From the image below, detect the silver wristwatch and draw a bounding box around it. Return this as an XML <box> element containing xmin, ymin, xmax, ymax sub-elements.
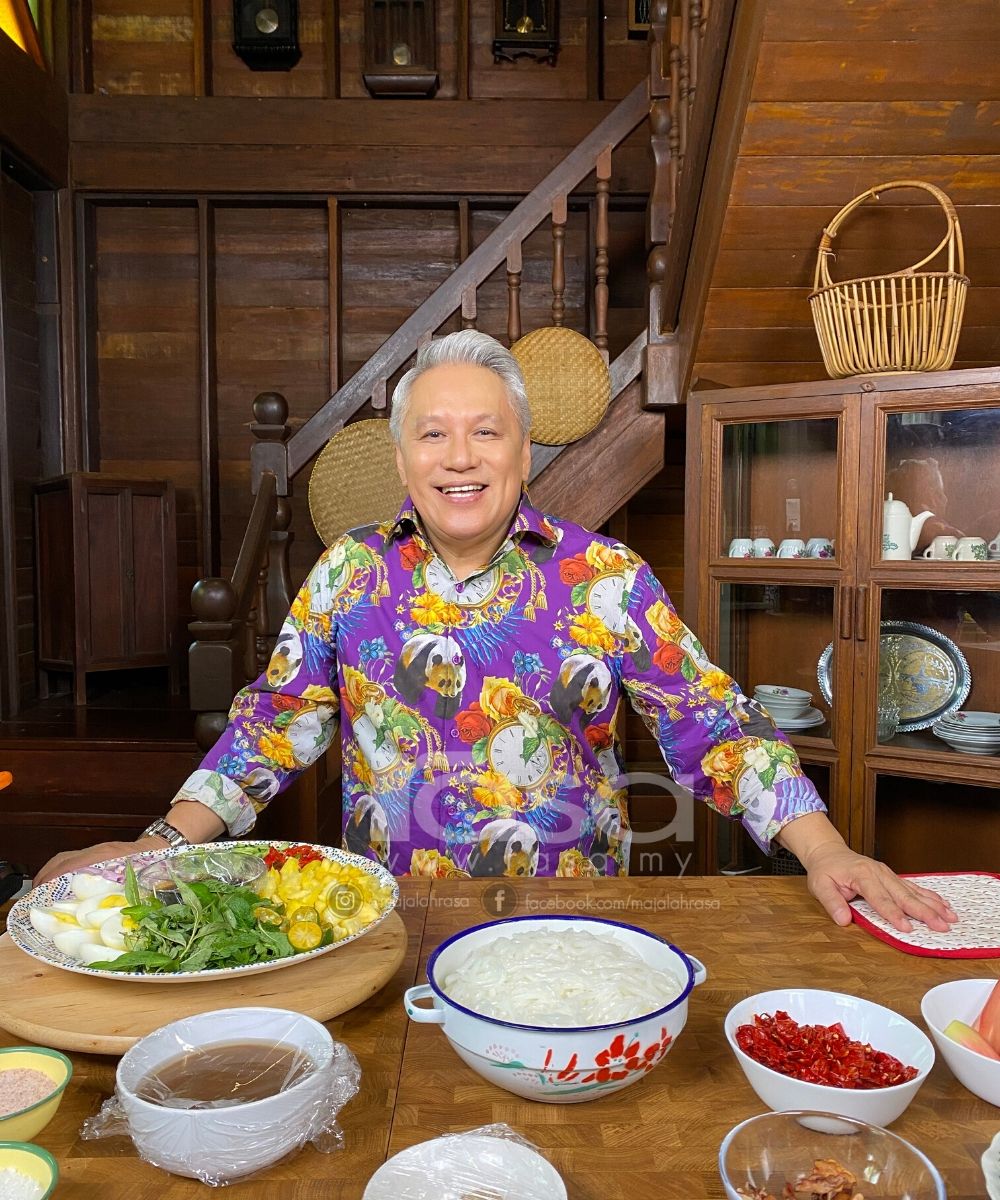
<box><xmin>140</xmin><ymin>817</ymin><xmax>190</xmax><ymax>850</ymax></box>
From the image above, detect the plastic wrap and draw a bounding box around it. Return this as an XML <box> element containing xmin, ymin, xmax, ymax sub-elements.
<box><xmin>80</xmin><ymin>1007</ymin><xmax>360</xmax><ymax>1186</ymax></box>
<box><xmin>361</xmin><ymin>1124</ymin><xmax>566</xmax><ymax>1200</ymax></box>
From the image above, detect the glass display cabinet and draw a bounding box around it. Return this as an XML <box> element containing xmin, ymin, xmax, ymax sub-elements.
<box><xmin>686</xmin><ymin>368</ymin><xmax>1000</xmax><ymax>875</ymax></box>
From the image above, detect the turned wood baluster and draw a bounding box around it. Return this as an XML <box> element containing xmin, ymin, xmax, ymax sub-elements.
<box><xmin>254</xmin><ymin>556</ymin><xmax>270</xmax><ymax>675</ymax></box>
<box><xmin>648</xmin><ymin>0</ymin><xmax>675</xmax><ymax>237</ymax></box>
<box><xmin>551</xmin><ymin>193</ymin><xmax>567</xmax><ymax>327</ymax></box>
<box><xmin>677</xmin><ymin>0</ymin><xmax>691</xmax><ymax>166</ymax></box>
<box><xmin>461</xmin><ymin>285</ymin><xmax>478</xmax><ymax>329</ymax></box>
<box><xmin>594</xmin><ymin>148</ymin><xmax>612</xmax><ymax>358</ymax></box>
<box><xmin>189</xmin><ymin>578</ymin><xmax>241</xmax><ymax>752</ymax></box>
<box><xmin>506</xmin><ymin>242</ymin><xmax>522</xmax><ymax>345</ymax></box>
<box><xmin>250</xmin><ymin>393</ymin><xmax>293</xmax><ymax>635</ymax></box>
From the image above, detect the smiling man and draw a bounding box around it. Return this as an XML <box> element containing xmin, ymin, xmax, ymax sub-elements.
<box><xmin>36</xmin><ymin>332</ymin><xmax>957</xmax><ymax>934</ymax></box>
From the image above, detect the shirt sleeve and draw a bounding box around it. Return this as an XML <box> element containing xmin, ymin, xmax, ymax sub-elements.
<box><xmin>169</xmin><ymin>541</ymin><xmax>346</xmax><ymax>836</ymax></box>
<box><xmin>619</xmin><ymin>560</ymin><xmax>826</xmax><ymax>853</ymax></box>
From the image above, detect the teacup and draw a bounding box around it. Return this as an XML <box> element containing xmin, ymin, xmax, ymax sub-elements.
<box><xmin>752</xmin><ymin>538</ymin><xmax>775</xmax><ymax>558</ymax></box>
<box><xmin>806</xmin><ymin>537</ymin><xmax>834</xmax><ymax>559</ymax></box>
<box><xmin>921</xmin><ymin>535</ymin><xmax>958</xmax><ymax>560</ymax></box>
<box><xmin>728</xmin><ymin>538</ymin><xmax>753</xmax><ymax>558</ymax></box>
<box><xmin>953</xmin><ymin>537</ymin><xmax>988</xmax><ymax>561</ymax></box>
<box><xmin>776</xmin><ymin>539</ymin><xmax>806</xmax><ymax>559</ymax></box>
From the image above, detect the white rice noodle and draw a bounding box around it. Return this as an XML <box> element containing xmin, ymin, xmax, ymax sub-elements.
<box><xmin>441</xmin><ymin>929</ymin><xmax>681</xmax><ymax>1027</ymax></box>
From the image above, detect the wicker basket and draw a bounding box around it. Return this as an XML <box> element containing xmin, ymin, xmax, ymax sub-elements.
<box><xmin>809</xmin><ymin>180</ymin><xmax>969</xmax><ymax>379</ymax></box>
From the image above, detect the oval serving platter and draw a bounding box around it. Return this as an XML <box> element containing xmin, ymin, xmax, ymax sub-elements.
<box><xmin>7</xmin><ymin>840</ymin><xmax>398</xmax><ymax>984</ymax></box>
<box><xmin>817</xmin><ymin>620</ymin><xmax>971</xmax><ymax>733</ymax></box>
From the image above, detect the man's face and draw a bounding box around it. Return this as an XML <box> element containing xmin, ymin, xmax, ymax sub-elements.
<box><xmin>395</xmin><ymin>362</ymin><xmax>531</xmax><ymax>559</ymax></box>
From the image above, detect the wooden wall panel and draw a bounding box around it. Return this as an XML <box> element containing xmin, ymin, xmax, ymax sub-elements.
<box><xmin>468</xmin><ymin>0</ymin><xmax>588</xmax><ymax>99</ymax></box>
<box><xmin>210</xmin><ymin>0</ymin><xmax>330</xmax><ymax>97</ymax></box>
<box><xmin>0</xmin><ymin>176</ymin><xmax>43</xmax><ymax>713</ymax></box>
<box><xmin>339</xmin><ymin>205</ymin><xmax>461</xmax><ymax>384</ymax></box>
<box><xmin>692</xmin><ymin>0</ymin><xmax>1000</xmax><ymax>390</ymax></box>
<box><xmin>80</xmin><ymin>2</ymin><xmax>646</xmax><ymax>100</ymax></box>
<box><xmin>94</xmin><ymin>205</ymin><xmax>201</xmax><ymax>638</ymax></box>
<box><xmin>214</xmin><ymin>204</ymin><xmax>329</xmax><ymax>586</ymax></box>
<box><xmin>91</xmin><ymin>1</ymin><xmax>197</xmax><ymax>96</ymax></box>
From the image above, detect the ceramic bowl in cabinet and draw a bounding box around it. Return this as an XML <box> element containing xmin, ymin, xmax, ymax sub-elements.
<box><xmin>724</xmin><ymin>989</ymin><xmax>934</xmax><ymax>1130</ymax></box>
<box><xmin>921</xmin><ymin>978</ymin><xmax>1000</xmax><ymax>1107</ymax></box>
<box><xmin>718</xmin><ymin>1111</ymin><xmax>945</xmax><ymax>1200</ymax></box>
<box><xmin>403</xmin><ymin>914</ymin><xmax>706</xmax><ymax>1104</ymax></box>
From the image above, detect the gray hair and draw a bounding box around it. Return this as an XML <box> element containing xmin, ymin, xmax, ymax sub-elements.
<box><xmin>389</xmin><ymin>330</ymin><xmax>531</xmax><ymax>443</ymax></box>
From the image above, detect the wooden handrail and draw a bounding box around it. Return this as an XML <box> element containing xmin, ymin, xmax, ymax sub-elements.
<box><xmin>282</xmin><ymin>79</ymin><xmax>651</xmax><ymax>479</ymax></box>
<box><xmin>232</xmin><ymin>471</ymin><xmax>277</xmax><ymax>625</ymax></box>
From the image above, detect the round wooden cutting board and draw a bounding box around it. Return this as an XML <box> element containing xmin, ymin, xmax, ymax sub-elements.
<box><xmin>0</xmin><ymin>909</ymin><xmax>407</xmax><ymax>1055</ymax></box>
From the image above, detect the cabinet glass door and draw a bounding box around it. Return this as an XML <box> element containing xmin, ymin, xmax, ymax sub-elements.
<box><xmin>879</xmin><ymin>405</ymin><xmax>1000</xmax><ymax>561</ymax></box>
<box><xmin>717</xmin><ymin>582</ymin><xmax>838</xmax><ymax>739</ymax></box>
<box><xmin>871</xmin><ymin>585</ymin><xmax>1000</xmax><ymax>760</ymax></box>
<box><xmin>720</xmin><ymin>418</ymin><xmax>841</xmax><ymax>561</ymax></box>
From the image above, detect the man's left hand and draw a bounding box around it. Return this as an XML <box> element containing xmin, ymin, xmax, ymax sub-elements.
<box><xmin>802</xmin><ymin>840</ymin><xmax>957</xmax><ymax>933</ymax></box>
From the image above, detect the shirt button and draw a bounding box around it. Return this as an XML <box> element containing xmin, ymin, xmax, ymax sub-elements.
<box><xmin>456</xmin><ymin>582</ymin><xmax>464</xmax><ymax>593</ymax></box>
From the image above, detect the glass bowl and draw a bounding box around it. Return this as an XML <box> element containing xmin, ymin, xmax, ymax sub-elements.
<box><xmin>137</xmin><ymin>848</ymin><xmax>267</xmax><ymax>903</ymax></box>
<box><xmin>718</xmin><ymin>1111</ymin><xmax>946</xmax><ymax>1200</ymax></box>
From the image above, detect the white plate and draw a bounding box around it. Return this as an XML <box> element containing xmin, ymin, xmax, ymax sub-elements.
<box><xmin>938</xmin><ymin>710</ymin><xmax>1000</xmax><ymax>730</ymax></box>
<box><xmin>771</xmin><ymin>706</ymin><xmax>826</xmax><ymax>731</ymax></box>
<box><xmin>7</xmin><ymin>840</ymin><xmax>398</xmax><ymax>984</ymax></box>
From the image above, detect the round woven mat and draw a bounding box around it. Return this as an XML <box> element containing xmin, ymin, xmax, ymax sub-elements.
<box><xmin>308</xmin><ymin>419</ymin><xmax>406</xmax><ymax>547</ymax></box>
<box><xmin>511</xmin><ymin>327</ymin><xmax>610</xmax><ymax>446</ymax></box>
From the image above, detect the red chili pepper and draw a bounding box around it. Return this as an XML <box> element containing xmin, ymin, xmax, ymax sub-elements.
<box><xmin>735</xmin><ymin>1011</ymin><xmax>918</xmax><ymax>1089</ymax></box>
<box><xmin>263</xmin><ymin>846</ymin><xmax>288</xmax><ymax>869</ymax></box>
<box><xmin>287</xmin><ymin>844</ymin><xmax>323</xmax><ymax>866</ymax></box>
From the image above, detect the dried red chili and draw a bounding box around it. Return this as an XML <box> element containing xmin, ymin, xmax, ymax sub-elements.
<box><xmin>735</xmin><ymin>1010</ymin><xmax>918</xmax><ymax>1089</ymax></box>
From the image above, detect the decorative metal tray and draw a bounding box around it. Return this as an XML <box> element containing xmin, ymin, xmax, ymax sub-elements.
<box><xmin>817</xmin><ymin>620</ymin><xmax>971</xmax><ymax>733</ymax></box>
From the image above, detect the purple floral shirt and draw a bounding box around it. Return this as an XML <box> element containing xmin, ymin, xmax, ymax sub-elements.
<box><xmin>172</xmin><ymin>493</ymin><xmax>825</xmax><ymax>878</ymax></box>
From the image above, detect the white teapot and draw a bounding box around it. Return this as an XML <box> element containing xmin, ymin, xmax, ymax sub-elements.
<box><xmin>882</xmin><ymin>493</ymin><xmax>934</xmax><ymax>560</ymax></box>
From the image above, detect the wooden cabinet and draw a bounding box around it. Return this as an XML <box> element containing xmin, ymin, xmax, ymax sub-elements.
<box><xmin>35</xmin><ymin>473</ymin><xmax>179</xmax><ymax>704</ymax></box>
<box><xmin>685</xmin><ymin>368</ymin><xmax>1000</xmax><ymax>875</ymax></box>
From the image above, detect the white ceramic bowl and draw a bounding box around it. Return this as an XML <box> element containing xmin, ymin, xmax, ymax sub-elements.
<box><xmin>116</xmin><ymin>1007</ymin><xmax>337</xmax><ymax>1180</ymax></box>
<box><xmin>362</xmin><ymin>1132</ymin><xmax>567</xmax><ymax>1200</ymax></box>
<box><xmin>983</xmin><ymin>1128</ymin><xmax>1000</xmax><ymax>1200</ymax></box>
<box><xmin>404</xmin><ymin>915</ymin><xmax>706</xmax><ymax>1104</ymax></box>
<box><xmin>724</xmin><ymin>989</ymin><xmax>934</xmax><ymax>1131</ymax></box>
<box><xmin>921</xmin><ymin>978</ymin><xmax>1000</xmax><ymax>1107</ymax></box>
<box><xmin>755</xmin><ymin>684</ymin><xmax>813</xmax><ymax>702</ymax></box>
<box><xmin>719</xmin><ymin>1111</ymin><xmax>946</xmax><ymax>1200</ymax></box>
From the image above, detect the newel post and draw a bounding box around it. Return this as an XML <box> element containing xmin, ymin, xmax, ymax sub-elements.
<box><xmin>250</xmin><ymin>392</ymin><xmax>294</xmax><ymax>637</ymax></box>
<box><xmin>188</xmin><ymin>578</ymin><xmax>243</xmax><ymax>752</ymax></box>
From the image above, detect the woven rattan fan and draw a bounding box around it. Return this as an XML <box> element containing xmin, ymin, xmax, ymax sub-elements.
<box><xmin>308</xmin><ymin>419</ymin><xmax>406</xmax><ymax>548</ymax></box>
<box><xmin>511</xmin><ymin>326</ymin><xmax>611</xmax><ymax>446</ymax></box>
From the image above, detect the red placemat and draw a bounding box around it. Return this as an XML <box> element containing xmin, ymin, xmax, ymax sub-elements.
<box><xmin>850</xmin><ymin>871</ymin><xmax>1000</xmax><ymax>958</ymax></box>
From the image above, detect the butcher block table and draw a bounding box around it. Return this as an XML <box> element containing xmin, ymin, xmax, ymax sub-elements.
<box><xmin>3</xmin><ymin>876</ymin><xmax>998</xmax><ymax>1199</ymax></box>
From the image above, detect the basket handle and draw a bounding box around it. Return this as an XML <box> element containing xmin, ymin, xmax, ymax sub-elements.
<box><xmin>813</xmin><ymin>180</ymin><xmax>965</xmax><ymax>292</ymax></box>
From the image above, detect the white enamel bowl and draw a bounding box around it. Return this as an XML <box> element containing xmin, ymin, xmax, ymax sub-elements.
<box><xmin>404</xmin><ymin>915</ymin><xmax>706</xmax><ymax>1104</ymax></box>
<box><xmin>719</xmin><ymin>1112</ymin><xmax>946</xmax><ymax>1200</ymax></box>
<box><xmin>921</xmin><ymin>978</ymin><xmax>1000</xmax><ymax>1107</ymax></box>
<box><xmin>724</xmin><ymin>989</ymin><xmax>934</xmax><ymax>1131</ymax></box>
<box><xmin>116</xmin><ymin>1007</ymin><xmax>339</xmax><ymax>1180</ymax></box>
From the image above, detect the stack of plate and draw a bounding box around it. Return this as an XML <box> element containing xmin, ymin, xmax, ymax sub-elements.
<box><xmin>932</xmin><ymin>711</ymin><xmax>1000</xmax><ymax>755</ymax></box>
<box><xmin>753</xmin><ymin>684</ymin><xmax>825</xmax><ymax>732</ymax></box>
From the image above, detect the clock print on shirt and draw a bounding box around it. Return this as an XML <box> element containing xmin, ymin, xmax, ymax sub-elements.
<box><xmin>486</xmin><ymin>719</ymin><xmax>553</xmax><ymax>789</ymax></box>
<box><xmin>424</xmin><ymin>559</ymin><xmax>502</xmax><ymax>607</ymax></box>
<box><xmin>354</xmin><ymin>712</ymin><xmax>402</xmax><ymax>773</ymax></box>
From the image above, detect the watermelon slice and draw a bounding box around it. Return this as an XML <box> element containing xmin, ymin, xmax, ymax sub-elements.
<box><xmin>943</xmin><ymin>1019</ymin><xmax>1000</xmax><ymax>1061</ymax></box>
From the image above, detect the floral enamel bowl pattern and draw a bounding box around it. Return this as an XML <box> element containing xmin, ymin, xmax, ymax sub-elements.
<box><xmin>403</xmin><ymin>915</ymin><xmax>706</xmax><ymax>1103</ymax></box>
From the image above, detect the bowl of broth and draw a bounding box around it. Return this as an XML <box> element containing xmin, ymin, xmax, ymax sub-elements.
<box><xmin>115</xmin><ymin>1007</ymin><xmax>338</xmax><ymax>1181</ymax></box>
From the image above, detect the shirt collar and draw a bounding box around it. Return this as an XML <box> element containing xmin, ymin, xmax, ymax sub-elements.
<box><xmin>385</xmin><ymin>489</ymin><xmax>557</xmax><ymax>549</ymax></box>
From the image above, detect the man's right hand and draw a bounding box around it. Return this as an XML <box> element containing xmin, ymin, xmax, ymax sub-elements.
<box><xmin>33</xmin><ymin>837</ymin><xmax>169</xmax><ymax>887</ymax></box>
